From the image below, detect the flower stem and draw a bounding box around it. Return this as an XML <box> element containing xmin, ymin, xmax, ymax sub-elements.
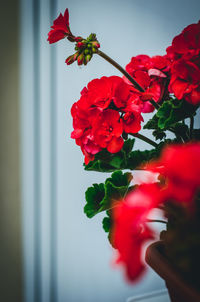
<box><xmin>98</xmin><ymin>50</ymin><xmax>144</xmax><ymax>91</ymax></box>
<box><xmin>190</xmin><ymin>116</ymin><xmax>194</xmax><ymax>138</ymax></box>
<box><xmin>97</xmin><ymin>50</ymin><xmax>159</xmax><ymax>109</ymax></box>
<box><xmin>130</xmin><ymin>133</ymin><xmax>158</xmax><ymax>147</ymax></box>
<box><xmin>147</xmin><ymin>219</ymin><xmax>167</xmax><ymax>224</ymax></box>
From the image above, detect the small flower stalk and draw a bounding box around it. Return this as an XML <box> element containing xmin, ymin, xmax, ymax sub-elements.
<box><xmin>47</xmin><ymin>9</ymin><xmax>100</xmax><ymax>66</ymax></box>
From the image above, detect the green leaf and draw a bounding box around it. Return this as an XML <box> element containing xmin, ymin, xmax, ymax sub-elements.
<box><xmin>84</xmin><ymin>183</ymin><xmax>105</xmax><ymax>218</ymax></box>
<box><xmin>84</xmin><ymin>139</ymin><xmax>135</xmax><ymax>172</ymax></box>
<box><xmin>84</xmin><ymin>171</ymin><xmax>133</xmax><ymax>218</ymax></box>
<box><xmin>102</xmin><ymin>215</ymin><xmax>112</xmax><ymax>233</ymax></box>
<box><xmin>144</xmin><ymin>115</ymin><xmax>159</xmax><ymax>130</ymax></box>
<box><xmin>144</xmin><ymin>98</ymin><xmax>197</xmax><ymax>131</ymax></box>
<box><xmin>152</xmin><ymin>129</ymin><xmax>166</xmax><ymax>141</ymax></box>
<box><xmin>102</xmin><ymin>211</ymin><xmax>115</xmax><ymax>247</ymax></box>
<box><xmin>126</xmin><ymin>144</ymin><xmax>164</xmax><ymax>170</ymax></box>
<box><xmin>99</xmin><ymin>170</ymin><xmax>133</xmax><ymax>212</ymax></box>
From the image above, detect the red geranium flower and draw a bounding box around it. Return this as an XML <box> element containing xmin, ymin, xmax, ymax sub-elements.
<box><xmin>123</xmin><ymin>105</ymin><xmax>144</xmax><ymax>134</ymax></box>
<box><xmin>125</xmin><ymin>55</ymin><xmax>169</xmax><ymax>113</ymax></box>
<box><xmin>169</xmin><ymin>58</ymin><xmax>200</xmax><ymax>104</ymax></box>
<box><xmin>47</xmin><ymin>8</ymin><xmax>73</xmax><ymax>44</ymax></box>
<box><xmin>112</xmin><ymin>183</ymin><xmax>161</xmax><ymax>281</ymax></box>
<box><xmin>166</xmin><ymin>20</ymin><xmax>200</xmax><ymax>61</ymax></box>
<box><xmin>93</xmin><ymin>109</ymin><xmax>124</xmax><ymax>153</ymax></box>
<box><xmin>71</xmin><ymin>76</ymin><xmax>144</xmax><ymax>163</ymax></box>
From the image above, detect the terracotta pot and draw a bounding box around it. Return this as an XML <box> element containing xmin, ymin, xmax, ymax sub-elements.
<box><xmin>145</xmin><ymin>241</ymin><xmax>200</xmax><ymax>302</ymax></box>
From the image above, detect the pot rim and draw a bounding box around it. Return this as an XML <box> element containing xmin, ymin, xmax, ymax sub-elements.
<box><xmin>145</xmin><ymin>240</ymin><xmax>200</xmax><ymax>302</ymax></box>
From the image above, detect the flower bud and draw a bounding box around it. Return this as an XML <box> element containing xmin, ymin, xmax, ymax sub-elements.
<box><xmin>84</xmin><ymin>49</ymin><xmax>90</xmax><ymax>55</ymax></box>
<box><xmin>77</xmin><ymin>41</ymin><xmax>85</xmax><ymax>48</ymax></box>
<box><xmin>65</xmin><ymin>54</ymin><xmax>75</xmax><ymax>65</ymax></box>
<box><xmin>77</xmin><ymin>53</ymin><xmax>84</xmax><ymax>65</ymax></box>
<box><xmin>65</xmin><ymin>52</ymin><xmax>79</xmax><ymax>65</ymax></box>
<box><xmin>88</xmin><ymin>33</ymin><xmax>96</xmax><ymax>41</ymax></box>
<box><xmin>91</xmin><ymin>41</ymin><xmax>100</xmax><ymax>48</ymax></box>
<box><xmin>92</xmin><ymin>47</ymin><xmax>97</xmax><ymax>53</ymax></box>
<box><xmin>84</xmin><ymin>54</ymin><xmax>92</xmax><ymax>65</ymax></box>
<box><xmin>75</xmin><ymin>36</ymin><xmax>83</xmax><ymax>42</ymax></box>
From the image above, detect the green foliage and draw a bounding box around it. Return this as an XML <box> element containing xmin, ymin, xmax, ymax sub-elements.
<box><xmin>84</xmin><ymin>170</ymin><xmax>133</xmax><ymax>218</ymax></box>
<box><xmin>144</xmin><ymin>98</ymin><xmax>197</xmax><ymax>131</ymax></box>
<box><xmin>102</xmin><ymin>214</ymin><xmax>112</xmax><ymax>233</ymax></box>
<box><xmin>84</xmin><ymin>139</ymin><xmax>134</xmax><ymax>172</ymax></box>
<box><xmin>102</xmin><ymin>211</ymin><xmax>115</xmax><ymax>247</ymax></box>
<box><xmin>84</xmin><ymin>138</ymin><xmax>164</xmax><ymax>172</ymax></box>
<box><xmin>84</xmin><ymin>183</ymin><xmax>105</xmax><ymax>218</ymax></box>
<box><xmin>127</xmin><ymin>146</ymin><xmax>163</xmax><ymax>170</ymax></box>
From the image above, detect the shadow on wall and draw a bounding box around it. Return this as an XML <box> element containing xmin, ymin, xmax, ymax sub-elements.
<box><xmin>0</xmin><ymin>0</ymin><xmax>22</xmax><ymax>301</ymax></box>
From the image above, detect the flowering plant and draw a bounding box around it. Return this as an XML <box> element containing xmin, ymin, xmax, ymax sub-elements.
<box><xmin>48</xmin><ymin>9</ymin><xmax>200</xmax><ymax>290</ymax></box>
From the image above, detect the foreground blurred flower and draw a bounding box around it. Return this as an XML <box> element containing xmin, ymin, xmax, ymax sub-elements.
<box><xmin>112</xmin><ymin>183</ymin><xmax>161</xmax><ymax>281</ymax></box>
<box><xmin>147</xmin><ymin>143</ymin><xmax>200</xmax><ymax>204</ymax></box>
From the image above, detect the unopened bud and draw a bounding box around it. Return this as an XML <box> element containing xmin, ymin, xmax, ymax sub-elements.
<box><xmin>88</xmin><ymin>33</ymin><xmax>96</xmax><ymax>41</ymax></box>
<box><xmin>91</xmin><ymin>41</ymin><xmax>100</xmax><ymax>48</ymax></box>
<box><xmin>77</xmin><ymin>41</ymin><xmax>85</xmax><ymax>48</ymax></box>
<box><xmin>84</xmin><ymin>49</ymin><xmax>90</xmax><ymax>55</ymax></box>
<box><xmin>92</xmin><ymin>47</ymin><xmax>98</xmax><ymax>53</ymax></box>
<box><xmin>65</xmin><ymin>52</ymin><xmax>79</xmax><ymax>65</ymax></box>
<box><xmin>75</xmin><ymin>36</ymin><xmax>83</xmax><ymax>42</ymax></box>
<box><xmin>77</xmin><ymin>53</ymin><xmax>84</xmax><ymax>65</ymax></box>
<box><xmin>65</xmin><ymin>54</ymin><xmax>75</xmax><ymax>65</ymax></box>
<box><xmin>84</xmin><ymin>54</ymin><xmax>92</xmax><ymax>65</ymax></box>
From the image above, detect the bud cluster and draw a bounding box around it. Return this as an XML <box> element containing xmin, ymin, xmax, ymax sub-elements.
<box><xmin>65</xmin><ymin>33</ymin><xmax>100</xmax><ymax>66</ymax></box>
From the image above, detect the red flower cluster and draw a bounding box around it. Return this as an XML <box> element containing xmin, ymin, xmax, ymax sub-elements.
<box><xmin>125</xmin><ymin>55</ymin><xmax>169</xmax><ymax>112</ymax></box>
<box><xmin>167</xmin><ymin>21</ymin><xmax>200</xmax><ymax>104</ymax></box>
<box><xmin>71</xmin><ymin>76</ymin><xmax>144</xmax><ymax>164</ymax></box>
<box><xmin>112</xmin><ymin>142</ymin><xmax>200</xmax><ymax>281</ymax></box>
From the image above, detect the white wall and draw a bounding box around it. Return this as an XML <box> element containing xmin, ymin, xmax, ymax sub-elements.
<box><xmin>21</xmin><ymin>0</ymin><xmax>200</xmax><ymax>301</ymax></box>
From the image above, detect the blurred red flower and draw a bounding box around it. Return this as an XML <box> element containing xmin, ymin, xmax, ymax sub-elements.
<box><xmin>112</xmin><ymin>183</ymin><xmax>161</xmax><ymax>281</ymax></box>
<box><xmin>147</xmin><ymin>143</ymin><xmax>200</xmax><ymax>204</ymax></box>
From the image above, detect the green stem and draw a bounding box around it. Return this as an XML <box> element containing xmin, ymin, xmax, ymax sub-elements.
<box><xmin>130</xmin><ymin>133</ymin><xmax>158</xmax><ymax>147</ymax></box>
<box><xmin>97</xmin><ymin>50</ymin><xmax>160</xmax><ymax>110</ymax></box>
<box><xmin>190</xmin><ymin>116</ymin><xmax>194</xmax><ymax>138</ymax></box>
<box><xmin>147</xmin><ymin>219</ymin><xmax>167</xmax><ymax>224</ymax></box>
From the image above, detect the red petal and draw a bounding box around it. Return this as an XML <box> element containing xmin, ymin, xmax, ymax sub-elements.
<box><xmin>107</xmin><ymin>136</ymin><xmax>124</xmax><ymax>153</ymax></box>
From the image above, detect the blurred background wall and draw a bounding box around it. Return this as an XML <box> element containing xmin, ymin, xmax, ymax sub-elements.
<box><xmin>1</xmin><ymin>0</ymin><xmax>200</xmax><ymax>302</ymax></box>
<box><xmin>0</xmin><ymin>0</ymin><xmax>22</xmax><ymax>301</ymax></box>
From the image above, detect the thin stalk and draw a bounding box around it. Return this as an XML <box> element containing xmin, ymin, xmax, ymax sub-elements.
<box><xmin>190</xmin><ymin>116</ymin><xmax>194</xmax><ymax>138</ymax></box>
<box><xmin>97</xmin><ymin>50</ymin><xmax>160</xmax><ymax>110</ymax></box>
<box><xmin>147</xmin><ymin>219</ymin><xmax>167</xmax><ymax>224</ymax></box>
<box><xmin>130</xmin><ymin>133</ymin><xmax>158</xmax><ymax>147</ymax></box>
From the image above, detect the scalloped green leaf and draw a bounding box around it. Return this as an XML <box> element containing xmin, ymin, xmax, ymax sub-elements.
<box><xmin>144</xmin><ymin>98</ymin><xmax>197</xmax><ymax>131</ymax></box>
<box><xmin>99</xmin><ymin>171</ymin><xmax>133</xmax><ymax>211</ymax></box>
<box><xmin>84</xmin><ymin>171</ymin><xmax>133</xmax><ymax>218</ymax></box>
<box><xmin>84</xmin><ymin>183</ymin><xmax>105</xmax><ymax>218</ymax></box>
